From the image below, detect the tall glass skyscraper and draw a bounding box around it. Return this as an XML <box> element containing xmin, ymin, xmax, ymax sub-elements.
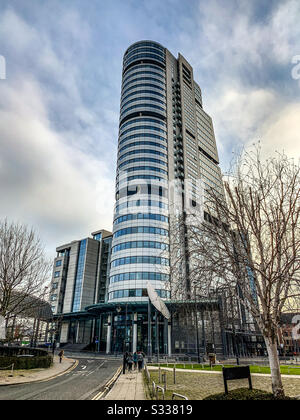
<box><xmin>108</xmin><ymin>40</ymin><xmax>224</xmax><ymax>307</ymax></box>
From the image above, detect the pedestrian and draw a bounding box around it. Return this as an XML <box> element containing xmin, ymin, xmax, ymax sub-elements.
<box><xmin>133</xmin><ymin>351</ymin><xmax>138</xmax><ymax>370</ymax></box>
<box><xmin>58</xmin><ymin>349</ymin><xmax>64</xmax><ymax>364</ymax></box>
<box><xmin>127</xmin><ymin>353</ymin><xmax>133</xmax><ymax>372</ymax></box>
<box><xmin>124</xmin><ymin>351</ymin><xmax>129</xmax><ymax>371</ymax></box>
<box><xmin>137</xmin><ymin>351</ymin><xmax>144</xmax><ymax>372</ymax></box>
<box><xmin>52</xmin><ymin>340</ymin><xmax>56</xmax><ymax>355</ymax></box>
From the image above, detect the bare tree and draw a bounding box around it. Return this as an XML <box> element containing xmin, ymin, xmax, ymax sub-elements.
<box><xmin>0</xmin><ymin>219</ymin><xmax>51</xmax><ymax>330</ymax></box>
<box><xmin>169</xmin><ymin>146</ymin><xmax>300</xmax><ymax>398</ymax></box>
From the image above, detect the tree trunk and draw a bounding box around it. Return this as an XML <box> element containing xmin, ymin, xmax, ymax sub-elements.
<box><xmin>265</xmin><ymin>336</ymin><xmax>285</xmax><ymax>398</ymax></box>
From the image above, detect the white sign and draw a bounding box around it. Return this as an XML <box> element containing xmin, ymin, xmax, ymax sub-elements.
<box><xmin>0</xmin><ymin>316</ymin><xmax>6</xmax><ymax>340</ymax></box>
<box><xmin>147</xmin><ymin>282</ymin><xmax>171</xmax><ymax>320</ymax></box>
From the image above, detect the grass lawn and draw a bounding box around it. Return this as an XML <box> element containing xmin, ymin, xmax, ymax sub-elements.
<box><xmin>150</xmin><ymin>363</ymin><xmax>300</xmax><ymax>375</ymax></box>
<box><xmin>0</xmin><ymin>367</ymin><xmax>44</xmax><ymax>381</ymax></box>
<box><xmin>145</xmin><ymin>369</ymin><xmax>300</xmax><ymax>400</ymax></box>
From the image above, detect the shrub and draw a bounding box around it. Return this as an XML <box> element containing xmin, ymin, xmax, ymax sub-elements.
<box><xmin>203</xmin><ymin>388</ymin><xmax>296</xmax><ymax>400</ymax></box>
<box><xmin>0</xmin><ymin>355</ymin><xmax>53</xmax><ymax>370</ymax></box>
<box><xmin>0</xmin><ymin>347</ymin><xmax>53</xmax><ymax>370</ymax></box>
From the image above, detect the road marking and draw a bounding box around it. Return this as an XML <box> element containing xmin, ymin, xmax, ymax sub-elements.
<box><xmin>92</xmin><ymin>366</ymin><xmax>122</xmax><ymax>400</ymax></box>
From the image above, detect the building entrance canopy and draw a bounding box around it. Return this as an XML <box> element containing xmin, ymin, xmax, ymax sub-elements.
<box><xmin>85</xmin><ymin>299</ymin><xmax>220</xmax><ymax>316</ymax></box>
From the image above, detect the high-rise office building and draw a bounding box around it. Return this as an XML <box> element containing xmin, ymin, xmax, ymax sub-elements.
<box><xmin>51</xmin><ymin>41</ymin><xmax>261</xmax><ymax>357</ymax></box>
<box><xmin>50</xmin><ymin>230</ymin><xmax>112</xmax><ymax>347</ymax></box>
<box><xmin>108</xmin><ymin>40</ymin><xmax>224</xmax><ymax>306</ymax></box>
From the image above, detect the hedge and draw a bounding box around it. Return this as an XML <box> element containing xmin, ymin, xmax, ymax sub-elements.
<box><xmin>0</xmin><ymin>346</ymin><xmax>53</xmax><ymax>370</ymax></box>
<box><xmin>0</xmin><ymin>355</ymin><xmax>53</xmax><ymax>370</ymax></box>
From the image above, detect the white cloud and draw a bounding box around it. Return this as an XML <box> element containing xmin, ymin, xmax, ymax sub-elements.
<box><xmin>0</xmin><ymin>77</ymin><xmax>115</xmax><ymax>255</ymax></box>
<box><xmin>0</xmin><ymin>7</ymin><xmax>116</xmax><ymax>257</ymax></box>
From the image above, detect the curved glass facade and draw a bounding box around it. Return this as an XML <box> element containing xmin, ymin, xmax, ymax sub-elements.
<box><xmin>108</xmin><ymin>40</ymin><xmax>170</xmax><ymax>304</ymax></box>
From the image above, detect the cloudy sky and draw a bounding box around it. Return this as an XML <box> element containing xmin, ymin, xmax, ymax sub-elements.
<box><xmin>0</xmin><ymin>0</ymin><xmax>299</xmax><ymax>258</ymax></box>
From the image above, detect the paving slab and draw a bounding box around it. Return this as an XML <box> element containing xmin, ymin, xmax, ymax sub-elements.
<box><xmin>104</xmin><ymin>370</ymin><xmax>145</xmax><ymax>400</ymax></box>
<box><xmin>0</xmin><ymin>356</ymin><xmax>77</xmax><ymax>386</ymax></box>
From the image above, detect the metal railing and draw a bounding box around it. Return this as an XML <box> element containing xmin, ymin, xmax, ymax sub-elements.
<box><xmin>172</xmin><ymin>392</ymin><xmax>189</xmax><ymax>400</ymax></box>
<box><xmin>0</xmin><ymin>363</ymin><xmax>14</xmax><ymax>377</ymax></box>
<box><xmin>156</xmin><ymin>385</ymin><xmax>165</xmax><ymax>400</ymax></box>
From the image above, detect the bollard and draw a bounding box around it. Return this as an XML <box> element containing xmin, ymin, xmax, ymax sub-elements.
<box><xmin>162</xmin><ymin>372</ymin><xmax>167</xmax><ymax>391</ymax></box>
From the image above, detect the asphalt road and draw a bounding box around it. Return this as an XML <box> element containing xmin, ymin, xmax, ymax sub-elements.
<box><xmin>0</xmin><ymin>357</ymin><xmax>121</xmax><ymax>400</ymax></box>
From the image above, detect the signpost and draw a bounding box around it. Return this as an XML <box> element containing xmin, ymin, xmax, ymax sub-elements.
<box><xmin>222</xmin><ymin>366</ymin><xmax>252</xmax><ymax>394</ymax></box>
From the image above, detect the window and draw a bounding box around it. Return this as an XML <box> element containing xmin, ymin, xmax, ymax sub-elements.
<box><xmin>110</xmin><ymin>272</ymin><xmax>169</xmax><ymax>284</ymax></box>
<box><xmin>54</xmin><ymin>271</ymin><xmax>60</xmax><ymax>278</ymax></box>
<box><xmin>108</xmin><ymin>288</ymin><xmax>170</xmax><ymax>300</ymax></box>
<box><xmin>111</xmin><ymin>256</ymin><xmax>169</xmax><ymax>267</ymax></box>
<box><xmin>55</xmin><ymin>260</ymin><xmax>62</xmax><ymax>267</ymax></box>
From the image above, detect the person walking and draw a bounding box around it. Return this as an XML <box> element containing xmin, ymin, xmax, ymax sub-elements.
<box><xmin>58</xmin><ymin>349</ymin><xmax>64</xmax><ymax>364</ymax></box>
<box><xmin>133</xmin><ymin>351</ymin><xmax>138</xmax><ymax>370</ymax></box>
<box><xmin>52</xmin><ymin>340</ymin><xmax>56</xmax><ymax>355</ymax></box>
<box><xmin>137</xmin><ymin>351</ymin><xmax>144</xmax><ymax>372</ymax></box>
<box><xmin>127</xmin><ymin>353</ymin><xmax>133</xmax><ymax>372</ymax></box>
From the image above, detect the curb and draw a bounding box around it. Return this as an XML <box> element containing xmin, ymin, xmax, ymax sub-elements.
<box><xmin>0</xmin><ymin>359</ymin><xmax>79</xmax><ymax>387</ymax></box>
<box><xmin>92</xmin><ymin>366</ymin><xmax>123</xmax><ymax>400</ymax></box>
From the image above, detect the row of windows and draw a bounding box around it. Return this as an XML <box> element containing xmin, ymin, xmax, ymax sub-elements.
<box><xmin>114</xmin><ymin>226</ymin><xmax>169</xmax><ymax>238</ymax></box>
<box><xmin>122</xmin><ymin>89</ymin><xmax>165</xmax><ymax>104</ymax></box>
<box><xmin>119</xmin><ymin>149</ymin><xmax>167</xmax><ymax>162</ymax></box>
<box><xmin>121</xmin><ymin>95</ymin><xmax>165</xmax><ymax>111</ymax></box>
<box><xmin>122</xmin><ymin>69</ymin><xmax>166</xmax><ymax>87</ymax></box>
<box><xmin>119</xmin><ymin>141</ymin><xmax>167</xmax><ymax>155</ymax></box>
<box><xmin>114</xmin><ymin>213</ymin><xmax>168</xmax><ymax>224</ymax></box>
<box><xmin>111</xmin><ymin>256</ymin><xmax>169</xmax><ymax>267</ymax></box>
<box><xmin>112</xmin><ymin>241</ymin><xmax>169</xmax><ymax>253</ymax></box>
<box><xmin>124</xmin><ymin>166</ymin><xmax>168</xmax><ymax>175</ymax></box>
<box><xmin>120</xmin><ymin>117</ymin><xmax>166</xmax><ymax>133</ymax></box>
<box><xmin>121</xmin><ymin>103</ymin><xmax>166</xmax><ymax>117</ymax></box>
<box><xmin>123</xmin><ymin>63</ymin><xmax>165</xmax><ymax>81</ymax></box>
<box><xmin>72</xmin><ymin>239</ymin><xmax>87</xmax><ymax>312</ymax></box>
<box><xmin>123</xmin><ymin>72</ymin><xmax>165</xmax><ymax>88</ymax></box>
<box><xmin>124</xmin><ymin>53</ymin><xmax>165</xmax><ymax>68</ymax></box>
<box><xmin>125</xmin><ymin>47</ymin><xmax>165</xmax><ymax>61</ymax></box>
<box><xmin>115</xmin><ymin>199</ymin><xmax>168</xmax><ymax>213</ymax></box>
<box><xmin>117</xmin><ymin>183</ymin><xmax>166</xmax><ymax>199</ymax></box>
<box><xmin>119</xmin><ymin>132</ymin><xmax>167</xmax><ymax>147</ymax></box>
<box><xmin>110</xmin><ymin>271</ymin><xmax>169</xmax><ymax>283</ymax></box>
<box><xmin>120</xmin><ymin>125</ymin><xmax>166</xmax><ymax>138</ymax></box>
<box><xmin>126</xmin><ymin>42</ymin><xmax>165</xmax><ymax>55</ymax></box>
<box><xmin>123</xmin><ymin>77</ymin><xmax>165</xmax><ymax>93</ymax></box>
<box><xmin>119</xmin><ymin>157</ymin><xmax>167</xmax><ymax>169</ymax></box>
<box><xmin>122</xmin><ymin>82</ymin><xmax>165</xmax><ymax>98</ymax></box>
<box><xmin>118</xmin><ymin>174</ymin><xmax>167</xmax><ymax>185</ymax></box>
<box><xmin>109</xmin><ymin>288</ymin><xmax>170</xmax><ymax>300</ymax></box>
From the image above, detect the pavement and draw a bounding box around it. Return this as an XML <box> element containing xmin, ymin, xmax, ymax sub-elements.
<box><xmin>104</xmin><ymin>369</ymin><xmax>146</xmax><ymax>400</ymax></box>
<box><xmin>0</xmin><ymin>355</ymin><xmax>77</xmax><ymax>386</ymax></box>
